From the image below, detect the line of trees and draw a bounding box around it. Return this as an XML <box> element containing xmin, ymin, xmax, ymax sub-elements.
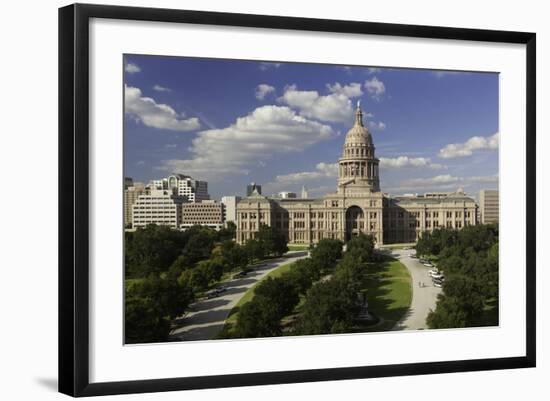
<box><xmin>124</xmin><ymin>222</ymin><xmax>288</xmax><ymax>344</ymax></box>
<box><xmin>226</xmin><ymin>239</ymin><xmax>344</xmax><ymax>338</ymax></box>
<box><xmin>294</xmin><ymin>234</ymin><xmax>376</xmax><ymax>335</ymax></box>
<box><xmin>227</xmin><ymin>234</ymin><xmax>378</xmax><ymax>339</ymax></box>
<box><xmin>416</xmin><ymin>224</ymin><xmax>499</xmax><ymax>329</ymax></box>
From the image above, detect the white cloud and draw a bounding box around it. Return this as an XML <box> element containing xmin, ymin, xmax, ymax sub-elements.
<box><xmin>438</xmin><ymin>133</ymin><xmax>499</xmax><ymax>159</ymax></box>
<box><xmin>124</xmin><ymin>85</ymin><xmax>200</xmax><ymax>131</ymax></box>
<box><xmin>158</xmin><ymin>106</ymin><xmax>334</xmax><ymax>180</ymax></box>
<box><xmin>406</xmin><ymin>174</ymin><xmax>498</xmax><ymax>186</ymax></box>
<box><xmin>263</xmin><ymin>162</ymin><xmax>339</xmax><ymax>195</ymax></box>
<box><xmin>272</xmin><ymin>162</ymin><xmax>339</xmax><ymax>185</ymax></box>
<box><xmin>364</xmin><ymin>77</ymin><xmax>386</xmax><ymax>99</ymax></box>
<box><xmin>125</xmin><ymin>63</ymin><xmax>141</xmax><ymax>73</ymax></box>
<box><xmin>153</xmin><ymin>84</ymin><xmax>171</xmax><ymax>92</ymax></box>
<box><xmin>255</xmin><ymin>84</ymin><xmax>275</xmax><ymax>100</ymax></box>
<box><xmin>385</xmin><ymin>174</ymin><xmax>498</xmax><ymax>195</ymax></box>
<box><xmin>380</xmin><ymin>156</ymin><xmax>446</xmax><ymax>170</ymax></box>
<box><xmin>368</xmin><ymin>120</ymin><xmax>386</xmax><ymax>131</ymax></box>
<box><xmin>259</xmin><ymin>62</ymin><xmax>282</xmax><ymax>71</ymax></box>
<box><xmin>326</xmin><ymin>82</ymin><xmax>363</xmax><ymax>98</ymax></box>
<box><xmin>367</xmin><ymin>68</ymin><xmax>382</xmax><ymax>74</ymax></box>
<box><xmin>278</xmin><ymin>85</ymin><xmax>354</xmax><ymax>123</ymax></box>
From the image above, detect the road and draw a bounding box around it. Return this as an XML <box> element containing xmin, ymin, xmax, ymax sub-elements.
<box><xmin>390</xmin><ymin>249</ymin><xmax>442</xmax><ymax>330</ymax></box>
<box><xmin>169</xmin><ymin>251</ymin><xmax>308</xmax><ymax>341</ymax></box>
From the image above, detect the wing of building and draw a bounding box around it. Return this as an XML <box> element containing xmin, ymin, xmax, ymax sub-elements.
<box><xmin>236</xmin><ymin>104</ymin><xmax>478</xmax><ymax>245</ymax></box>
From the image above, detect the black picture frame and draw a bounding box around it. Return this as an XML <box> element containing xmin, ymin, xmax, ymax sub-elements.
<box><xmin>58</xmin><ymin>3</ymin><xmax>536</xmax><ymax>397</ymax></box>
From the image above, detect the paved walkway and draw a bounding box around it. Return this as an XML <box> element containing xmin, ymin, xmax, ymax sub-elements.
<box><xmin>390</xmin><ymin>249</ymin><xmax>442</xmax><ymax>330</ymax></box>
<box><xmin>169</xmin><ymin>251</ymin><xmax>308</xmax><ymax>341</ymax></box>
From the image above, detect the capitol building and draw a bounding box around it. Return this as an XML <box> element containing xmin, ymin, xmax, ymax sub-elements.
<box><xmin>236</xmin><ymin>104</ymin><xmax>478</xmax><ymax>245</ymax></box>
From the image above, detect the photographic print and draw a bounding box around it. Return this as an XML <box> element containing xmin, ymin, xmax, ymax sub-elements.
<box><xmin>123</xmin><ymin>55</ymin><xmax>499</xmax><ymax>344</ymax></box>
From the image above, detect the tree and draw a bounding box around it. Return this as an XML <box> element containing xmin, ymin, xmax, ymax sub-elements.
<box><xmin>283</xmin><ymin>259</ymin><xmax>316</xmax><ymax>294</ymax></box>
<box><xmin>333</xmin><ymin>250</ymin><xmax>368</xmax><ymax>290</ymax></box>
<box><xmin>217</xmin><ymin>221</ymin><xmax>237</xmax><ymax>242</ymax></box>
<box><xmin>182</xmin><ymin>226</ymin><xmax>216</xmax><ymax>264</ymax></box>
<box><xmin>426</xmin><ymin>224</ymin><xmax>499</xmax><ymax>329</ymax></box>
<box><xmin>295</xmin><ymin>279</ymin><xmax>359</xmax><ymax>335</ymax></box>
<box><xmin>254</xmin><ymin>277</ymin><xmax>299</xmax><ymax>316</ymax></box>
<box><xmin>309</xmin><ymin>238</ymin><xmax>343</xmax><ymax>273</ymax></box>
<box><xmin>346</xmin><ymin>234</ymin><xmax>375</xmax><ymax>261</ymax></box>
<box><xmin>220</xmin><ymin>240</ymin><xmax>248</xmax><ymax>271</ymax></box>
<box><xmin>235</xmin><ymin>297</ymin><xmax>283</xmax><ymax>338</ymax></box>
<box><xmin>257</xmin><ymin>224</ymin><xmax>288</xmax><ymax>256</ymax></box>
<box><xmin>244</xmin><ymin>238</ymin><xmax>265</xmax><ymax>262</ymax></box>
<box><xmin>195</xmin><ymin>257</ymin><xmax>225</xmax><ymax>284</ymax></box>
<box><xmin>125</xmin><ymin>274</ymin><xmax>194</xmax><ymax>344</ymax></box>
<box><xmin>125</xmin><ymin>224</ymin><xmax>188</xmax><ymax>278</ymax></box>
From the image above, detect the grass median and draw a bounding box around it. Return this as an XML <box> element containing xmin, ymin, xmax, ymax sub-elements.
<box><xmin>355</xmin><ymin>257</ymin><xmax>412</xmax><ymax>332</ymax></box>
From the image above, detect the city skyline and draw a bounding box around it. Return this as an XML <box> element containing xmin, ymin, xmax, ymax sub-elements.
<box><xmin>124</xmin><ymin>55</ymin><xmax>499</xmax><ymax>200</ymax></box>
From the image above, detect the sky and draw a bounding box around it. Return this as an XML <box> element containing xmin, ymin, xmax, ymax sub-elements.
<box><xmin>124</xmin><ymin>55</ymin><xmax>499</xmax><ymax>201</ymax></box>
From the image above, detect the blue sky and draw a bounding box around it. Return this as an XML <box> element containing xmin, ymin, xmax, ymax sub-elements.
<box><xmin>124</xmin><ymin>55</ymin><xmax>499</xmax><ymax>200</ymax></box>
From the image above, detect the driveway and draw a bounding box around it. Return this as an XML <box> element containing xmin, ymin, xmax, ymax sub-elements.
<box><xmin>390</xmin><ymin>249</ymin><xmax>442</xmax><ymax>330</ymax></box>
<box><xmin>169</xmin><ymin>251</ymin><xmax>308</xmax><ymax>341</ymax></box>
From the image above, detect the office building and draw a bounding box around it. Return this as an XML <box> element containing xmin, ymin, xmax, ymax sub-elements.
<box><xmin>479</xmin><ymin>189</ymin><xmax>499</xmax><ymax>224</ymax></box>
<box><xmin>181</xmin><ymin>200</ymin><xmax>224</xmax><ymax>230</ymax></box>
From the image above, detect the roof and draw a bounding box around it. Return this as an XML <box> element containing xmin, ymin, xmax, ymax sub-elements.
<box><xmin>344</xmin><ymin>106</ymin><xmax>373</xmax><ymax>146</ymax></box>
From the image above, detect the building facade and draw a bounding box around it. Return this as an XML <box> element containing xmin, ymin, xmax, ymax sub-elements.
<box><xmin>236</xmin><ymin>105</ymin><xmax>478</xmax><ymax>245</ymax></box>
<box><xmin>181</xmin><ymin>200</ymin><xmax>224</xmax><ymax>230</ymax></box>
<box><xmin>124</xmin><ymin>182</ymin><xmax>145</xmax><ymax>227</ymax></box>
<box><xmin>131</xmin><ymin>189</ymin><xmax>186</xmax><ymax>229</ymax></box>
<box><xmin>221</xmin><ymin>196</ymin><xmax>241</xmax><ymax>224</ymax></box>
<box><xmin>479</xmin><ymin>189</ymin><xmax>499</xmax><ymax>224</ymax></box>
<box><xmin>150</xmin><ymin>174</ymin><xmax>209</xmax><ymax>203</ymax></box>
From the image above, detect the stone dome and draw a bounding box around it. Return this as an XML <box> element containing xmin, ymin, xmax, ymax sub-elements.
<box><xmin>344</xmin><ymin>105</ymin><xmax>373</xmax><ymax>146</ymax></box>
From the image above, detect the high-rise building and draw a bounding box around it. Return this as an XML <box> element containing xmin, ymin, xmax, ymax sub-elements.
<box><xmin>221</xmin><ymin>196</ymin><xmax>241</xmax><ymax>224</ymax></box>
<box><xmin>149</xmin><ymin>174</ymin><xmax>209</xmax><ymax>202</ymax></box>
<box><xmin>131</xmin><ymin>189</ymin><xmax>186</xmax><ymax>229</ymax></box>
<box><xmin>124</xmin><ymin>182</ymin><xmax>145</xmax><ymax>227</ymax></box>
<box><xmin>246</xmin><ymin>182</ymin><xmax>262</xmax><ymax>196</ymax></box>
<box><xmin>181</xmin><ymin>200</ymin><xmax>224</xmax><ymax>230</ymax></box>
<box><xmin>236</xmin><ymin>104</ymin><xmax>478</xmax><ymax>245</ymax></box>
<box><xmin>124</xmin><ymin>177</ymin><xmax>134</xmax><ymax>189</ymax></box>
<box><xmin>479</xmin><ymin>189</ymin><xmax>499</xmax><ymax>224</ymax></box>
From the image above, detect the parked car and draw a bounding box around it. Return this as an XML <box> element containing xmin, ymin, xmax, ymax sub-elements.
<box><xmin>409</xmin><ymin>253</ymin><xmax>418</xmax><ymax>258</ymax></box>
<box><xmin>206</xmin><ymin>290</ymin><xmax>219</xmax><ymax>299</ymax></box>
<box><xmin>433</xmin><ymin>281</ymin><xmax>443</xmax><ymax>288</ymax></box>
<box><xmin>233</xmin><ymin>271</ymin><xmax>247</xmax><ymax>279</ymax></box>
<box><xmin>428</xmin><ymin>269</ymin><xmax>440</xmax><ymax>277</ymax></box>
<box><xmin>431</xmin><ymin>273</ymin><xmax>444</xmax><ymax>280</ymax></box>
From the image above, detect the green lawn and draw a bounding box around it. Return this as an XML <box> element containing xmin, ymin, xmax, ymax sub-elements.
<box><xmin>220</xmin><ymin>260</ymin><xmax>297</xmax><ymax>335</ymax></box>
<box><xmin>355</xmin><ymin>257</ymin><xmax>412</xmax><ymax>332</ymax></box>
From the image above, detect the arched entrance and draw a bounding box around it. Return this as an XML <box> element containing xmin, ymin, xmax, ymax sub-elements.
<box><xmin>345</xmin><ymin>205</ymin><xmax>364</xmax><ymax>241</ymax></box>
